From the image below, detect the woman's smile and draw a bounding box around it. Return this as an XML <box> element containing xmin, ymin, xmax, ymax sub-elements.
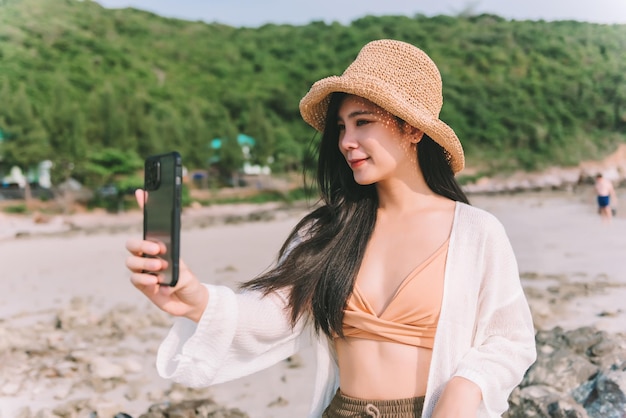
<box><xmin>348</xmin><ymin>157</ymin><xmax>369</xmax><ymax>169</ymax></box>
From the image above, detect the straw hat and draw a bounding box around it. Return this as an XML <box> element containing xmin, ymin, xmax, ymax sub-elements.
<box><xmin>299</xmin><ymin>39</ymin><xmax>465</xmax><ymax>173</ymax></box>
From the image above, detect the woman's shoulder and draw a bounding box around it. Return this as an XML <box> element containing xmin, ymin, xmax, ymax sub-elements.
<box><xmin>456</xmin><ymin>201</ymin><xmax>500</xmax><ymax>223</ymax></box>
<box><xmin>455</xmin><ymin>201</ymin><xmax>508</xmax><ymax>237</ymax></box>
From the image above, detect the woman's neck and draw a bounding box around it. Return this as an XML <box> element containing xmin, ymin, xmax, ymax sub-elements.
<box><xmin>375</xmin><ymin>176</ymin><xmax>438</xmax><ymax>214</ymax></box>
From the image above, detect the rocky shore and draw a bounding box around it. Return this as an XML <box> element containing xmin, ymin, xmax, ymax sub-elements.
<box><xmin>0</xmin><ymin>299</ymin><xmax>626</xmax><ymax>418</ymax></box>
<box><xmin>0</xmin><ymin>297</ymin><xmax>246</xmax><ymax>417</ymax></box>
<box><xmin>2</xmin><ymin>289</ymin><xmax>624</xmax><ymax>417</ymax></box>
<box><xmin>0</xmin><ymin>201</ymin><xmax>309</xmax><ymax>242</ymax></box>
<box><xmin>463</xmin><ymin>144</ymin><xmax>626</xmax><ymax>195</ymax></box>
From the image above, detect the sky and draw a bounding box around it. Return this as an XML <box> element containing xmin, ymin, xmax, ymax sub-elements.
<box><xmin>93</xmin><ymin>0</ymin><xmax>626</xmax><ymax>27</ymax></box>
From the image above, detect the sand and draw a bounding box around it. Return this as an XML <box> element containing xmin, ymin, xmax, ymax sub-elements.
<box><xmin>1</xmin><ymin>187</ymin><xmax>625</xmax><ymax>417</ymax></box>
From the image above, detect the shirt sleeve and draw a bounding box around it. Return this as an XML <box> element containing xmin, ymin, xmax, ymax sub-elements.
<box><xmin>155</xmin><ymin>230</ymin><xmax>310</xmax><ymax>387</ymax></box>
<box><xmin>156</xmin><ymin>283</ymin><xmax>310</xmax><ymax>387</ymax></box>
<box><xmin>452</xmin><ymin>216</ymin><xmax>537</xmax><ymax>416</ymax></box>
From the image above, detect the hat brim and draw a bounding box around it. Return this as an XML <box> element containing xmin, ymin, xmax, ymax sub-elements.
<box><xmin>300</xmin><ymin>73</ymin><xmax>465</xmax><ymax>173</ymax></box>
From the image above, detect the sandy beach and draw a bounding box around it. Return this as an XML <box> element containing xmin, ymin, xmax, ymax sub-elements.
<box><xmin>1</xmin><ymin>187</ymin><xmax>625</xmax><ymax>417</ymax></box>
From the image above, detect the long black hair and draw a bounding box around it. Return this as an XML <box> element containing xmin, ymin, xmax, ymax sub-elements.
<box><xmin>242</xmin><ymin>92</ymin><xmax>469</xmax><ymax>338</ymax></box>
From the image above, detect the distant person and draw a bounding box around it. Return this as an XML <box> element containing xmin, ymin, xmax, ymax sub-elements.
<box><xmin>125</xmin><ymin>39</ymin><xmax>536</xmax><ymax>417</ymax></box>
<box><xmin>595</xmin><ymin>173</ymin><xmax>617</xmax><ymax>222</ymax></box>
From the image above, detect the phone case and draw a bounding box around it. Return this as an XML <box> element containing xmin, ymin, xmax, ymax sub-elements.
<box><xmin>143</xmin><ymin>151</ymin><xmax>182</xmax><ymax>286</ymax></box>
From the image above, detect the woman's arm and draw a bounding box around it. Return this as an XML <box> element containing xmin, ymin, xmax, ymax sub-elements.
<box><xmin>156</xmin><ymin>283</ymin><xmax>309</xmax><ymax>387</ymax></box>
<box><xmin>448</xmin><ymin>215</ymin><xmax>537</xmax><ymax>416</ymax></box>
<box><xmin>432</xmin><ymin>376</ymin><xmax>482</xmax><ymax>418</ymax></box>
<box><xmin>126</xmin><ymin>189</ymin><xmax>310</xmax><ymax>388</ymax></box>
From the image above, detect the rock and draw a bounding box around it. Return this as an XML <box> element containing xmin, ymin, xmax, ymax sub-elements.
<box><xmin>267</xmin><ymin>396</ymin><xmax>289</xmax><ymax>407</ymax></box>
<box><xmin>507</xmin><ymin>385</ymin><xmax>588</xmax><ymax>418</ymax></box>
<box><xmin>55</xmin><ymin>297</ymin><xmax>99</xmax><ymax>330</ymax></box>
<box><xmin>53</xmin><ymin>360</ymin><xmax>80</xmax><ymax>378</ymax></box>
<box><xmin>146</xmin><ymin>387</ymin><xmax>167</xmax><ymax>402</ymax></box>
<box><xmin>34</xmin><ymin>409</ymin><xmax>56</xmax><ymax>418</ymax></box>
<box><xmin>51</xmin><ymin>380</ymin><xmax>74</xmax><ymax>400</ymax></box>
<box><xmin>138</xmin><ymin>399</ymin><xmax>249</xmax><ymax>418</ymax></box>
<box><xmin>462</xmin><ymin>145</ymin><xmax>626</xmax><ymax>195</ymax></box>
<box><xmin>32</xmin><ymin>212</ymin><xmax>51</xmax><ymax>224</ymax></box>
<box><xmin>89</xmin><ymin>356</ymin><xmax>126</xmax><ymax>380</ymax></box>
<box><xmin>13</xmin><ymin>407</ymin><xmax>32</xmax><ymax>418</ymax></box>
<box><xmin>285</xmin><ymin>353</ymin><xmax>305</xmax><ymax>369</ymax></box>
<box><xmin>507</xmin><ymin>327</ymin><xmax>626</xmax><ymax>418</ymax></box>
<box><xmin>581</xmin><ymin>369</ymin><xmax>626</xmax><ymax>418</ymax></box>
<box><xmin>50</xmin><ymin>398</ymin><xmax>90</xmax><ymax>417</ymax></box>
<box><xmin>562</xmin><ymin>327</ymin><xmax>606</xmax><ymax>355</ymax></box>
<box><xmin>1</xmin><ymin>381</ymin><xmax>21</xmax><ymax>396</ymax></box>
<box><xmin>122</xmin><ymin>358</ymin><xmax>143</xmax><ymax>374</ymax></box>
<box><xmin>92</xmin><ymin>399</ymin><xmax>125</xmax><ymax>418</ymax></box>
<box><xmin>522</xmin><ymin>348</ymin><xmax>598</xmax><ymax>392</ymax></box>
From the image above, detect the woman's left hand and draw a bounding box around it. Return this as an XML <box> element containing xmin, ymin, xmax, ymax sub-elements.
<box><xmin>431</xmin><ymin>376</ymin><xmax>482</xmax><ymax>418</ymax></box>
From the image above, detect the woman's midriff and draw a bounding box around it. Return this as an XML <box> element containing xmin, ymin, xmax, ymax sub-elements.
<box><xmin>335</xmin><ymin>336</ymin><xmax>432</xmax><ymax>399</ymax></box>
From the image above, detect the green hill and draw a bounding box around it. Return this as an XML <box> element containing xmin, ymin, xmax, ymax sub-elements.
<box><xmin>1</xmin><ymin>0</ymin><xmax>625</xmax><ymax>185</ymax></box>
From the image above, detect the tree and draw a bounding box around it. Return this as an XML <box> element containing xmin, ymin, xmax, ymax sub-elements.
<box><xmin>245</xmin><ymin>101</ymin><xmax>275</xmax><ymax>166</ymax></box>
<box><xmin>86</xmin><ymin>83</ymin><xmax>129</xmax><ymax>149</ymax></box>
<box><xmin>83</xmin><ymin>147</ymin><xmax>143</xmax><ymax>188</ymax></box>
<box><xmin>82</xmin><ymin>147</ymin><xmax>143</xmax><ymax>212</ymax></box>
<box><xmin>212</xmin><ymin>114</ymin><xmax>244</xmax><ymax>186</ymax></box>
<box><xmin>43</xmin><ymin>76</ymin><xmax>88</xmax><ymax>183</ymax></box>
<box><xmin>0</xmin><ymin>84</ymin><xmax>51</xmax><ymax>205</ymax></box>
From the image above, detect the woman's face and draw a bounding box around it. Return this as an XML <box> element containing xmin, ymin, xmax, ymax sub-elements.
<box><xmin>336</xmin><ymin>94</ymin><xmax>420</xmax><ymax>185</ymax></box>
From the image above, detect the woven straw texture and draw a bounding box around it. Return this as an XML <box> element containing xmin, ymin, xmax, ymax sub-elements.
<box><xmin>299</xmin><ymin>39</ymin><xmax>465</xmax><ymax>173</ymax></box>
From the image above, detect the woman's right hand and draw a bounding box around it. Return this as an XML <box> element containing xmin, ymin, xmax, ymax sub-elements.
<box><xmin>125</xmin><ymin>189</ymin><xmax>209</xmax><ymax>322</ymax></box>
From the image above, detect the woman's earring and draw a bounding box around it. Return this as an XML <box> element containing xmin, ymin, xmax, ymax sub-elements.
<box><xmin>411</xmin><ymin>131</ymin><xmax>424</xmax><ymax>144</ymax></box>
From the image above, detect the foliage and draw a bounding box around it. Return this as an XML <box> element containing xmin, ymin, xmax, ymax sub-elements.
<box><xmin>82</xmin><ymin>147</ymin><xmax>143</xmax><ymax>188</ymax></box>
<box><xmin>114</xmin><ymin>173</ymin><xmax>143</xmax><ymax>194</ymax></box>
<box><xmin>197</xmin><ymin>186</ymin><xmax>316</xmax><ymax>206</ymax></box>
<box><xmin>79</xmin><ymin>147</ymin><xmax>142</xmax><ymax>211</ymax></box>
<box><xmin>0</xmin><ymin>0</ymin><xmax>625</xmax><ymax>184</ymax></box>
<box><xmin>181</xmin><ymin>183</ymin><xmax>192</xmax><ymax>207</ymax></box>
<box><xmin>2</xmin><ymin>202</ymin><xmax>27</xmax><ymax>213</ymax></box>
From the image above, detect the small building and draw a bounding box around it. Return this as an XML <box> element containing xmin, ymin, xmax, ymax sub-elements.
<box><xmin>209</xmin><ymin>133</ymin><xmax>271</xmax><ymax>175</ymax></box>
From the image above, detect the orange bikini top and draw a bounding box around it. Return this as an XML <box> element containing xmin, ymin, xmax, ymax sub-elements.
<box><xmin>339</xmin><ymin>238</ymin><xmax>449</xmax><ymax>349</ymax></box>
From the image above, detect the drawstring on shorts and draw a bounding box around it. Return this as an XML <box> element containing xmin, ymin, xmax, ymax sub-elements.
<box><xmin>364</xmin><ymin>403</ymin><xmax>380</xmax><ymax>418</ymax></box>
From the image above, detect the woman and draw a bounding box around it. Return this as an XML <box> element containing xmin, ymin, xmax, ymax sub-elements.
<box><xmin>126</xmin><ymin>39</ymin><xmax>536</xmax><ymax>418</ymax></box>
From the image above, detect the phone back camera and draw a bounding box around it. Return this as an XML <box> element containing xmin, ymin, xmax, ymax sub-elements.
<box><xmin>145</xmin><ymin>160</ymin><xmax>161</xmax><ymax>191</ymax></box>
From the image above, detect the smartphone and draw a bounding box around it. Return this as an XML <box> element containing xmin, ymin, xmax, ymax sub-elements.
<box><xmin>143</xmin><ymin>151</ymin><xmax>182</xmax><ymax>286</ymax></box>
